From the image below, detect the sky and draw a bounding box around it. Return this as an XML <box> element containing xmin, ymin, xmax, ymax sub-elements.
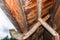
<box><xmin>0</xmin><ymin>8</ymin><xmax>16</xmax><ymax>40</ymax></box>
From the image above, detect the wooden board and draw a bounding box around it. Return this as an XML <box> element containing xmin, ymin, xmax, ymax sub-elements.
<box><xmin>4</xmin><ymin>0</ymin><xmax>28</xmax><ymax>33</ymax></box>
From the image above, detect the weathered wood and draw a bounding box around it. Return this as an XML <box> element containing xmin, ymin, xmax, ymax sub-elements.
<box><xmin>54</xmin><ymin>6</ymin><xmax>60</xmax><ymax>34</ymax></box>
<box><xmin>4</xmin><ymin>0</ymin><xmax>55</xmax><ymax>40</ymax></box>
<box><xmin>4</xmin><ymin>0</ymin><xmax>28</xmax><ymax>33</ymax></box>
<box><xmin>23</xmin><ymin>14</ymin><xmax>50</xmax><ymax>39</ymax></box>
<box><xmin>24</xmin><ymin>0</ymin><xmax>53</xmax><ymax>10</ymax></box>
<box><xmin>27</xmin><ymin>4</ymin><xmax>53</xmax><ymax>24</ymax></box>
<box><xmin>27</xmin><ymin>10</ymin><xmax>48</xmax><ymax>24</ymax></box>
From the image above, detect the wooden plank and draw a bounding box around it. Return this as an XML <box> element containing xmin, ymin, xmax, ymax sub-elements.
<box><xmin>24</xmin><ymin>0</ymin><xmax>53</xmax><ymax>10</ymax></box>
<box><xmin>4</xmin><ymin>0</ymin><xmax>28</xmax><ymax>33</ymax></box>
<box><xmin>27</xmin><ymin>9</ymin><xmax>48</xmax><ymax>20</ymax></box>
<box><xmin>27</xmin><ymin>11</ymin><xmax>48</xmax><ymax>24</ymax></box>
<box><xmin>23</xmin><ymin>14</ymin><xmax>50</xmax><ymax>39</ymax></box>
<box><xmin>26</xmin><ymin>5</ymin><xmax>53</xmax><ymax>24</ymax></box>
<box><xmin>54</xmin><ymin>6</ymin><xmax>60</xmax><ymax>31</ymax></box>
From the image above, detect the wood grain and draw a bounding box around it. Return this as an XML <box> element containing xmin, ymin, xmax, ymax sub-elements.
<box><xmin>4</xmin><ymin>0</ymin><xmax>28</xmax><ymax>33</ymax></box>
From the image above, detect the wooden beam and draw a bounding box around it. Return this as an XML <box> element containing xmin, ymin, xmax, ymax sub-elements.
<box><xmin>4</xmin><ymin>0</ymin><xmax>28</xmax><ymax>33</ymax></box>
<box><xmin>23</xmin><ymin>14</ymin><xmax>50</xmax><ymax>39</ymax></box>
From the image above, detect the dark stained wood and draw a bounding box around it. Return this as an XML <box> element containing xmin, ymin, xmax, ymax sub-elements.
<box><xmin>54</xmin><ymin>6</ymin><xmax>60</xmax><ymax>34</ymax></box>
